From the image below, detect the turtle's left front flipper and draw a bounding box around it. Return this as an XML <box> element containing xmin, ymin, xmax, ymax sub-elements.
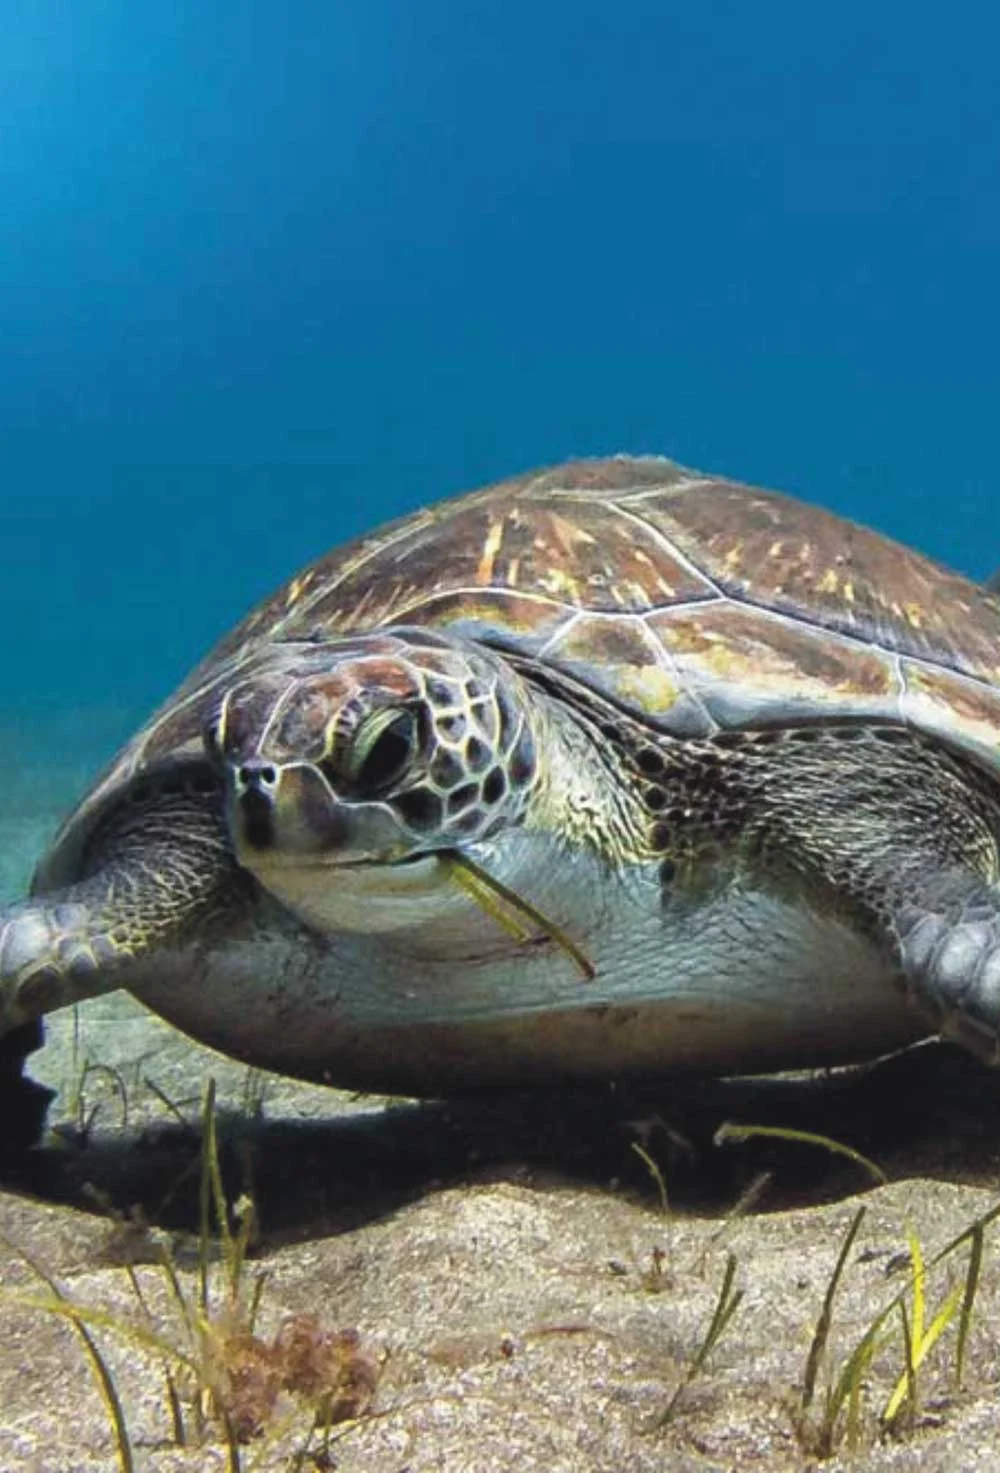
<box><xmin>907</xmin><ymin>563</ymin><xmax>1000</xmax><ymax>1057</ymax></box>
<box><xmin>731</xmin><ymin>721</ymin><xmax>1000</xmax><ymax>1065</ymax></box>
<box><xmin>894</xmin><ymin>880</ymin><xmax>1000</xmax><ymax>1063</ymax></box>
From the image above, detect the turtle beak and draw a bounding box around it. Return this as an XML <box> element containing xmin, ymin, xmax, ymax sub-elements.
<box><xmin>227</xmin><ymin>758</ymin><xmax>425</xmax><ymax>870</ymax></box>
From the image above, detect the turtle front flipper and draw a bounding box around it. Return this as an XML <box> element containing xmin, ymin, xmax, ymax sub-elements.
<box><xmin>711</xmin><ymin>720</ymin><xmax>1000</xmax><ymax>1064</ymax></box>
<box><xmin>0</xmin><ymin>776</ymin><xmax>245</xmax><ymax>1036</ymax></box>
<box><xmin>0</xmin><ymin>894</ymin><xmax>131</xmax><ymax>1030</ymax></box>
<box><xmin>894</xmin><ymin>884</ymin><xmax>1000</xmax><ymax>1063</ymax></box>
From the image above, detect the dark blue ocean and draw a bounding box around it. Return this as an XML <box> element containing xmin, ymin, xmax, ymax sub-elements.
<box><xmin>3</xmin><ymin>1</ymin><xmax>1000</xmax><ymax>900</ymax></box>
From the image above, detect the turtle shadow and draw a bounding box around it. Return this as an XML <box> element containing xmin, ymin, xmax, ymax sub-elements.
<box><xmin>6</xmin><ymin>1040</ymin><xmax>1000</xmax><ymax>1242</ymax></box>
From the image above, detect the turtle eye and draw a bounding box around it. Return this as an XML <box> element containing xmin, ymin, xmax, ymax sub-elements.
<box><xmin>344</xmin><ymin>707</ymin><xmax>417</xmax><ymax>797</ymax></box>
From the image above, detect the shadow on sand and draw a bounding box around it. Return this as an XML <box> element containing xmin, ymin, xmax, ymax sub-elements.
<box><xmin>4</xmin><ymin>1040</ymin><xmax>1000</xmax><ymax>1242</ymax></box>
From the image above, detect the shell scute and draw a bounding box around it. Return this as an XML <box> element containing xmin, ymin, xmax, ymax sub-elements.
<box><xmin>643</xmin><ymin>603</ymin><xmax>902</xmax><ymax>732</ymax></box>
<box><xmin>265</xmin><ymin>493</ymin><xmax>718</xmax><ymax>637</ymax></box>
<box><xmin>538</xmin><ymin>613</ymin><xmax>702</xmax><ymax>732</ymax></box>
<box><xmin>388</xmin><ymin>589</ymin><xmax>575</xmax><ymax>653</ymax></box>
<box><xmin>898</xmin><ymin>663</ymin><xmax>1000</xmax><ymax>773</ymax></box>
<box><xmin>629</xmin><ymin>475</ymin><xmax>1000</xmax><ymax>685</ymax></box>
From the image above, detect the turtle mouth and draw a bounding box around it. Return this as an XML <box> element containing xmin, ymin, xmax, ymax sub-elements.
<box><xmin>317</xmin><ymin>850</ymin><xmax>442</xmax><ymax>872</ymax></box>
<box><xmin>248</xmin><ymin>847</ymin><xmax>444</xmax><ymax>876</ymax></box>
<box><xmin>238</xmin><ymin>789</ymin><xmax>275</xmax><ymax>851</ymax></box>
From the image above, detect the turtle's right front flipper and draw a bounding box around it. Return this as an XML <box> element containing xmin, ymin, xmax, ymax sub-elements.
<box><xmin>0</xmin><ymin>777</ymin><xmax>243</xmax><ymax>1036</ymax></box>
<box><xmin>0</xmin><ymin>893</ymin><xmax>127</xmax><ymax>1030</ymax></box>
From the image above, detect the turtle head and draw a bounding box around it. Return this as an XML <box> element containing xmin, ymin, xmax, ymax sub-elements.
<box><xmin>203</xmin><ymin>630</ymin><xmax>540</xmax><ymax>925</ymax></box>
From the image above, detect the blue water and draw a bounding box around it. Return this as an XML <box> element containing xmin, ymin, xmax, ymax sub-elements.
<box><xmin>3</xmin><ymin>2</ymin><xmax>1000</xmax><ymax>897</ymax></box>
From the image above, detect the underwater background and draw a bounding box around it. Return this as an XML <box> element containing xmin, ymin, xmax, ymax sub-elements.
<box><xmin>3</xmin><ymin>0</ymin><xmax>1000</xmax><ymax>903</ymax></box>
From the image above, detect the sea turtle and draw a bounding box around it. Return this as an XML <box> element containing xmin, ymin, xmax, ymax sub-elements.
<box><xmin>4</xmin><ymin>455</ymin><xmax>1000</xmax><ymax>1097</ymax></box>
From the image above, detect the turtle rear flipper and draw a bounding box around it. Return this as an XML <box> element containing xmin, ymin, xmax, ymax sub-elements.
<box><xmin>0</xmin><ymin>780</ymin><xmax>240</xmax><ymax>1036</ymax></box>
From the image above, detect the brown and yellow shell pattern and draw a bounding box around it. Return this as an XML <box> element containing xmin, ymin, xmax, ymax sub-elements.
<box><xmin>50</xmin><ymin>456</ymin><xmax>1000</xmax><ymax>879</ymax></box>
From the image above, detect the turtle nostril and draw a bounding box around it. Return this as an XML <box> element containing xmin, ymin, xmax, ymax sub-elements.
<box><xmin>238</xmin><ymin>762</ymin><xmax>278</xmax><ymax>789</ymax></box>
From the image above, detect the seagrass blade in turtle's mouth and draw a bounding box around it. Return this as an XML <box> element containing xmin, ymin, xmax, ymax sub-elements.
<box><xmin>440</xmin><ymin>852</ymin><xmax>596</xmax><ymax>981</ymax></box>
<box><xmin>331</xmin><ymin>847</ymin><xmax>596</xmax><ymax>981</ymax></box>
